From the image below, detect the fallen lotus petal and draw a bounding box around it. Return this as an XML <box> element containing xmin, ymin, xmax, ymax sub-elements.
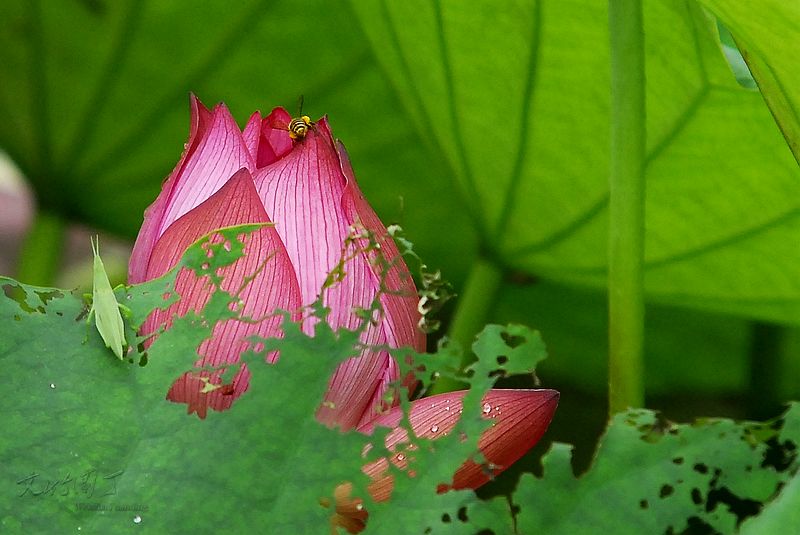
<box><xmin>328</xmin><ymin>389</ymin><xmax>559</xmax><ymax>531</ymax></box>
<box><xmin>360</xmin><ymin>389</ymin><xmax>559</xmax><ymax>500</ymax></box>
<box><xmin>130</xmin><ymin>96</ymin><xmax>424</xmax><ymax>426</ymax></box>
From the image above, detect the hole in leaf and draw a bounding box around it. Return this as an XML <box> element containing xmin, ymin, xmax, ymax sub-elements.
<box><xmin>3</xmin><ymin>284</ymin><xmax>37</xmax><ymax>313</ymax></box>
<box><xmin>457</xmin><ymin>506</ymin><xmax>468</xmax><ymax>522</ymax></box>
<box><xmin>705</xmin><ymin>487</ymin><xmax>761</xmax><ymax>525</ymax></box>
<box><xmin>762</xmin><ymin>437</ymin><xmax>796</xmax><ymax>472</ymax></box>
<box><xmin>693</xmin><ymin>463</ymin><xmax>708</xmax><ymax>474</ymax></box>
<box><xmin>36</xmin><ymin>289</ymin><xmax>62</xmax><ymax>307</ymax></box>
<box><xmin>500</xmin><ymin>332</ymin><xmax>524</xmax><ymax>348</ymax></box>
<box><xmin>684</xmin><ymin>516</ymin><xmax>715</xmax><ymax>534</ymax></box>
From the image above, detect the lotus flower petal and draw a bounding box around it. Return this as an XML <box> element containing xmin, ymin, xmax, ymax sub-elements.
<box><xmin>359</xmin><ymin>389</ymin><xmax>559</xmax><ymax>501</ymax></box>
<box><xmin>242</xmin><ymin>108</ymin><xmax>294</xmax><ymax>168</ymax></box>
<box><xmin>143</xmin><ymin>168</ymin><xmax>301</xmax><ymax>418</ymax></box>
<box><xmin>129</xmin><ymin>95</ymin><xmax>254</xmax><ymax>283</ymax></box>
<box><xmin>253</xmin><ymin>118</ymin><xmax>423</xmax><ymax>429</ymax></box>
<box><xmin>130</xmin><ymin>99</ymin><xmax>426</xmax><ymax>429</ymax></box>
<box><xmin>337</xmin><ymin>140</ymin><xmax>424</xmax><ymax>353</ymax></box>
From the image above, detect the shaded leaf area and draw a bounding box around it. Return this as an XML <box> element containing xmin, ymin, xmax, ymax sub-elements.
<box><xmin>0</xmin><ymin>0</ymin><xmax>475</xmax><ymax>286</ymax></box>
<box><xmin>0</xmin><ymin>226</ymin><xmax>550</xmax><ymax>534</ymax></box>
<box><xmin>494</xmin><ymin>280</ymin><xmax>757</xmax><ymax>399</ymax></box>
<box><xmin>349</xmin><ymin>0</ymin><xmax>800</xmax><ymax>323</ymax></box>
<box><xmin>515</xmin><ymin>404</ymin><xmax>800</xmax><ymax>534</ymax></box>
<box><xmin>699</xmin><ymin>0</ymin><xmax>800</xmax><ymax>166</ymax></box>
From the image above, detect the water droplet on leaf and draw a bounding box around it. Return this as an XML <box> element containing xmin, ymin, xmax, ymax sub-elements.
<box><xmin>133</xmin><ymin>515</ymin><xmax>142</xmax><ymax>524</ymax></box>
<box><xmin>49</xmin><ymin>383</ymin><xmax>56</xmax><ymax>389</ymax></box>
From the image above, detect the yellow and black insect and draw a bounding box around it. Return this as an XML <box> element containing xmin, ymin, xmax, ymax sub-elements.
<box><xmin>271</xmin><ymin>95</ymin><xmax>315</xmax><ymax>140</ymax></box>
<box><xmin>286</xmin><ymin>115</ymin><xmax>313</xmax><ymax>140</ymax></box>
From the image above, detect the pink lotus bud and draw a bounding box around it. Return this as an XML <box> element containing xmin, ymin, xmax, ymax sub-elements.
<box><xmin>130</xmin><ymin>96</ymin><xmax>425</xmax><ymax>428</ymax></box>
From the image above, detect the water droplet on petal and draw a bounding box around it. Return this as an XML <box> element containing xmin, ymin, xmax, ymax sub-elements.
<box><xmin>133</xmin><ymin>516</ymin><xmax>142</xmax><ymax>524</ymax></box>
<box><xmin>396</xmin><ymin>453</ymin><xmax>405</xmax><ymax>462</ymax></box>
<box><xmin>482</xmin><ymin>403</ymin><xmax>492</xmax><ymax>414</ymax></box>
<box><xmin>430</xmin><ymin>425</ymin><xmax>439</xmax><ymax>433</ymax></box>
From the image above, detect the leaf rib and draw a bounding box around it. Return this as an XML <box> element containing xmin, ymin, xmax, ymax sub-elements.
<box><xmin>27</xmin><ymin>0</ymin><xmax>52</xmax><ymax>177</ymax></box>
<box><xmin>505</xmin><ymin>86</ymin><xmax>711</xmax><ymax>259</ymax></box>
<box><xmin>78</xmin><ymin>0</ymin><xmax>273</xmax><ymax>183</ymax></box>
<box><xmin>431</xmin><ymin>0</ymin><xmax>487</xmax><ymax>236</ymax></box>
<box><xmin>64</xmin><ymin>0</ymin><xmax>145</xmax><ymax>177</ymax></box>
<box><xmin>492</xmin><ymin>1</ymin><xmax>543</xmax><ymax>248</ymax></box>
<box><xmin>544</xmin><ymin>203</ymin><xmax>800</xmax><ymax>276</ymax></box>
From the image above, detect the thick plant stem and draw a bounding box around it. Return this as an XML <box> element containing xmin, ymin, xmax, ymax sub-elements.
<box><xmin>747</xmin><ymin>321</ymin><xmax>784</xmax><ymax>420</ymax></box>
<box><xmin>608</xmin><ymin>0</ymin><xmax>646</xmax><ymax>415</ymax></box>
<box><xmin>15</xmin><ymin>209</ymin><xmax>66</xmax><ymax>286</ymax></box>
<box><xmin>430</xmin><ymin>256</ymin><xmax>503</xmax><ymax>394</ymax></box>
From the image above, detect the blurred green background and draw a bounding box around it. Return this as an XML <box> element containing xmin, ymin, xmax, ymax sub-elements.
<box><xmin>2</xmin><ymin>0</ymin><xmax>800</xmax><ymax>475</ymax></box>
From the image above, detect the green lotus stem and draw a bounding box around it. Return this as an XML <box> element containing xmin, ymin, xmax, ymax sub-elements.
<box><xmin>608</xmin><ymin>0</ymin><xmax>646</xmax><ymax>414</ymax></box>
<box><xmin>747</xmin><ymin>321</ymin><xmax>784</xmax><ymax>420</ymax></box>
<box><xmin>430</xmin><ymin>256</ymin><xmax>503</xmax><ymax>394</ymax></box>
<box><xmin>15</xmin><ymin>209</ymin><xmax>66</xmax><ymax>286</ymax></box>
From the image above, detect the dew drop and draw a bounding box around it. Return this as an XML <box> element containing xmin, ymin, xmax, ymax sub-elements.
<box><xmin>482</xmin><ymin>403</ymin><xmax>491</xmax><ymax>414</ymax></box>
<box><xmin>133</xmin><ymin>515</ymin><xmax>142</xmax><ymax>524</ymax></box>
<box><xmin>396</xmin><ymin>453</ymin><xmax>405</xmax><ymax>462</ymax></box>
<box><xmin>49</xmin><ymin>383</ymin><xmax>56</xmax><ymax>389</ymax></box>
<box><xmin>430</xmin><ymin>425</ymin><xmax>439</xmax><ymax>433</ymax></box>
<box><xmin>356</xmin><ymin>504</ymin><xmax>364</xmax><ymax>511</ymax></box>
